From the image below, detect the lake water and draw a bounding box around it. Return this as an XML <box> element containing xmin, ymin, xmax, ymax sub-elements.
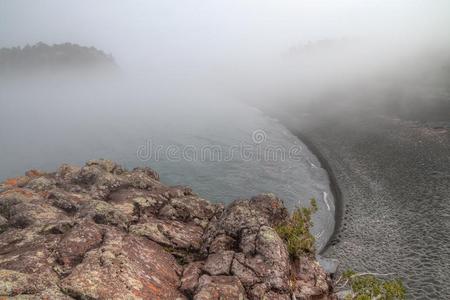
<box><xmin>0</xmin><ymin>77</ymin><xmax>335</xmax><ymax>250</ymax></box>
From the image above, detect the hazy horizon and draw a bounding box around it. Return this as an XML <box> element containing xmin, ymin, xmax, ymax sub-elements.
<box><xmin>1</xmin><ymin>1</ymin><xmax>449</xmax><ymax>72</ymax></box>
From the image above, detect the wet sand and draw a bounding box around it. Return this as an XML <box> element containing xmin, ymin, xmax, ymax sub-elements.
<box><xmin>274</xmin><ymin>108</ymin><xmax>450</xmax><ymax>299</ymax></box>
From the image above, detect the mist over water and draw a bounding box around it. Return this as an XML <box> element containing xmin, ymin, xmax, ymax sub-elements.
<box><xmin>1</xmin><ymin>1</ymin><xmax>450</xmax><ymax>298</ymax></box>
<box><xmin>1</xmin><ymin>1</ymin><xmax>449</xmax><ymax>113</ymax></box>
<box><xmin>0</xmin><ymin>76</ymin><xmax>335</xmax><ymax>250</ymax></box>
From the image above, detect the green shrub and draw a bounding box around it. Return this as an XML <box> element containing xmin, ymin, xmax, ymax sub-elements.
<box><xmin>275</xmin><ymin>198</ymin><xmax>318</xmax><ymax>258</ymax></box>
<box><xmin>342</xmin><ymin>270</ymin><xmax>406</xmax><ymax>300</ymax></box>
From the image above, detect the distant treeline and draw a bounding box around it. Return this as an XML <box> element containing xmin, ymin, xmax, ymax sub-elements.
<box><xmin>0</xmin><ymin>42</ymin><xmax>115</xmax><ymax>74</ymax></box>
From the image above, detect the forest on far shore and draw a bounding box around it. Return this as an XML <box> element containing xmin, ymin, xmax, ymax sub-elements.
<box><xmin>0</xmin><ymin>42</ymin><xmax>115</xmax><ymax>74</ymax></box>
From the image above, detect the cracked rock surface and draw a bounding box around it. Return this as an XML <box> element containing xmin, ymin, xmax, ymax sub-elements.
<box><xmin>0</xmin><ymin>159</ymin><xmax>334</xmax><ymax>299</ymax></box>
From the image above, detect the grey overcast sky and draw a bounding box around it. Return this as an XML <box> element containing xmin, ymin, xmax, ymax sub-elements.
<box><xmin>1</xmin><ymin>0</ymin><xmax>449</xmax><ymax>69</ymax></box>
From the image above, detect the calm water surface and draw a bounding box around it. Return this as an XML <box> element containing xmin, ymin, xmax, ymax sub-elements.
<box><xmin>0</xmin><ymin>78</ymin><xmax>335</xmax><ymax>250</ymax></box>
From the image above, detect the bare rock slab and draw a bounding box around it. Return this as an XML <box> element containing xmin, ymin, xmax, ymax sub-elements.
<box><xmin>202</xmin><ymin>250</ymin><xmax>234</xmax><ymax>276</ymax></box>
<box><xmin>194</xmin><ymin>275</ymin><xmax>247</xmax><ymax>300</ymax></box>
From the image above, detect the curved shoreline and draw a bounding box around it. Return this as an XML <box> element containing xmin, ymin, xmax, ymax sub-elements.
<box><xmin>255</xmin><ymin>105</ymin><xmax>343</xmax><ymax>254</ymax></box>
<box><xmin>289</xmin><ymin>128</ymin><xmax>343</xmax><ymax>254</ymax></box>
<box><xmin>275</xmin><ymin>112</ymin><xmax>450</xmax><ymax>299</ymax></box>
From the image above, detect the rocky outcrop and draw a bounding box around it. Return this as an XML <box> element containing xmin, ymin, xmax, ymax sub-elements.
<box><xmin>0</xmin><ymin>159</ymin><xmax>334</xmax><ymax>299</ymax></box>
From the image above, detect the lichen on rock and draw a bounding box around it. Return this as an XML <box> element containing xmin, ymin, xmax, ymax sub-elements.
<box><xmin>0</xmin><ymin>159</ymin><xmax>334</xmax><ymax>299</ymax></box>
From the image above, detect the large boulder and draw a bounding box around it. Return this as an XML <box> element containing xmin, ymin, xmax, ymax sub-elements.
<box><xmin>194</xmin><ymin>275</ymin><xmax>247</xmax><ymax>300</ymax></box>
<box><xmin>202</xmin><ymin>250</ymin><xmax>235</xmax><ymax>276</ymax></box>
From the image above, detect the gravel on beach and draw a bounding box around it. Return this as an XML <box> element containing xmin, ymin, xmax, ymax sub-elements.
<box><xmin>278</xmin><ymin>110</ymin><xmax>450</xmax><ymax>299</ymax></box>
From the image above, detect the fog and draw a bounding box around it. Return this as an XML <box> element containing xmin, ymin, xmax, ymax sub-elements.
<box><xmin>1</xmin><ymin>1</ymin><xmax>449</xmax><ymax>98</ymax></box>
<box><xmin>1</xmin><ymin>1</ymin><xmax>449</xmax><ymax>178</ymax></box>
<box><xmin>2</xmin><ymin>2</ymin><xmax>450</xmax><ymax>297</ymax></box>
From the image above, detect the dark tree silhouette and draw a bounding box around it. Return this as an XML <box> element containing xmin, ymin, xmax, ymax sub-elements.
<box><xmin>0</xmin><ymin>42</ymin><xmax>115</xmax><ymax>74</ymax></box>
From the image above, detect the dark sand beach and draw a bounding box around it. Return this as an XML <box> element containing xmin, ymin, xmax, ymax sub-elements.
<box><xmin>272</xmin><ymin>106</ymin><xmax>450</xmax><ymax>299</ymax></box>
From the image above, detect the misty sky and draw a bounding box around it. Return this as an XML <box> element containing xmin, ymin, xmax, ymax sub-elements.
<box><xmin>1</xmin><ymin>0</ymin><xmax>449</xmax><ymax>70</ymax></box>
